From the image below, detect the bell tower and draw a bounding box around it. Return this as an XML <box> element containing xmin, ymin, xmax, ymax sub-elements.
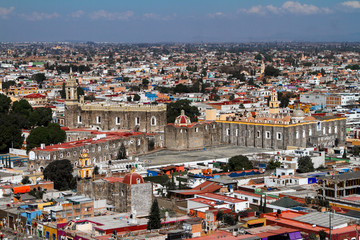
<box><xmin>77</xmin><ymin>149</ymin><xmax>93</xmax><ymax>179</ymax></box>
<box><xmin>269</xmin><ymin>89</ymin><xmax>280</xmax><ymax>114</ymax></box>
<box><xmin>65</xmin><ymin>68</ymin><xmax>78</xmax><ymax>105</ymax></box>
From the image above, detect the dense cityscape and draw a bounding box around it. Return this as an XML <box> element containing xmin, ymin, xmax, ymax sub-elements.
<box><xmin>3</xmin><ymin>0</ymin><xmax>360</xmax><ymax>238</ymax></box>
<box><xmin>0</xmin><ymin>41</ymin><xmax>359</xmax><ymax>239</ymax></box>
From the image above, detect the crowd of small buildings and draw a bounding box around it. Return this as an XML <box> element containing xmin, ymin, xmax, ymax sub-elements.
<box><xmin>0</xmin><ymin>43</ymin><xmax>360</xmax><ymax>239</ymax></box>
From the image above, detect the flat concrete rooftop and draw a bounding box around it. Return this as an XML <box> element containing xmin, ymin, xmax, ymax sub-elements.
<box><xmin>139</xmin><ymin>145</ymin><xmax>268</xmax><ymax>167</ymax></box>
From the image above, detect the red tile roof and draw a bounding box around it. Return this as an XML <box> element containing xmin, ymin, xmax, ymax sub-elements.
<box><xmin>23</xmin><ymin>93</ymin><xmax>46</xmax><ymax>98</ymax></box>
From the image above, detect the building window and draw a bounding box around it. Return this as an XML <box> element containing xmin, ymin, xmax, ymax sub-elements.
<box><xmin>78</xmin><ymin>115</ymin><xmax>82</xmax><ymax>124</ymax></box>
<box><xmin>317</xmin><ymin>122</ymin><xmax>321</xmax><ymax>131</ymax></box>
<box><xmin>151</xmin><ymin>116</ymin><xmax>156</xmax><ymax>126</ymax></box>
<box><xmin>137</xmin><ymin>139</ymin><xmax>141</xmax><ymax>146</ymax></box>
<box><xmin>105</xmin><ymin>145</ymin><xmax>109</xmax><ymax>149</ymax></box>
<box><xmin>277</xmin><ymin>132</ymin><xmax>282</xmax><ymax>140</ymax></box>
<box><xmin>96</xmin><ymin>116</ymin><xmax>101</xmax><ymax>124</ymax></box>
<box><xmin>335</xmin><ymin>126</ymin><xmax>337</xmax><ymax>133</ymax></box>
<box><xmin>323</xmin><ymin>127</ymin><xmax>326</xmax><ymax>135</ymax></box>
<box><xmin>116</xmin><ymin>117</ymin><xmax>120</xmax><ymax>125</ymax></box>
<box><xmin>329</xmin><ymin>127</ymin><xmax>332</xmax><ymax>134</ymax></box>
<box><xmin>67</xmin><ymin>152</ymin><xmax>70</xmax><ymax>157</ymax></box>
<box><xmin>135</xmin><ymin>117</ymin><xmax>140</xmax><ymax>125</ymax></box>
<box><xmin>180</xmin><ymin>129</ymin><xmax>182</xmax><ymax>133</ymax></box>
<box><xmin>98</xmin><ymin>146</ymin><xmax>101</xmax><ymax>151</ymax></box>
<box><xmin>235</xmin><ymin>129</ymin><xmax>238</xmax><ymax>136</ymax></box>
<box><xmin>213</xmin><ymin>124</ymin><xmax>216</xmax><ymax>129</ymax></box>
<box><xmin>303</xmin><ymin>130</ymin><xmax>306</xmax><ymax>138</ymax></box>
<box><xmin>296</xmin><ymin>131</ymin><xmax>299</xmax><ymax>139</ymax></box>
<box><xmin>309</xmin><ymin>129</ymin><xmax>312</xmax><ymax>136</ymax></box>
<box><xmin>257</xmin><ymin>130</ymin><xmax>261</xmax><ymax>138</ymax></box>
<box><xmin>226</xmin><ymin>128</ymin><xmax>230</xmax><ymax>136</ymax></box>
<box><xmin>195</xmin><ymin>128</ymin><xmax>199</xmax><ymax>133</ymax></box>
<box><xmin>266</xmin><ymin>131</ymin><xmax>271</xmax><ymax>139</ymax></box>
<box><xmin>73</xmin><ymin>151</ymin><xmax>77</xmax><ymax>156</ymax></box>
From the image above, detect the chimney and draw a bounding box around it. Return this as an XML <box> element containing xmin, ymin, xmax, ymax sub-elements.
<box><xmin>40</xmin><ymin>143</ymin><xmax>45</xmax><ymax>149</ymax></box>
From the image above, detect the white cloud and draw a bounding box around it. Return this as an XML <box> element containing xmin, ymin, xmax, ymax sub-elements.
<box><xmin>0</xmin><ymin>6</ymin><xmax>14</xmax><ymax>19</ymax></box>
<box><xmin>239</xmin><ymin>1</ymin><xmax>332</xmax><ymax>15</ymax></box>
<box><xmin>71</xmin><ymin>10</ymin><xmax>84</xmax><ymax>18</ymax></box>
<box><xmin>143</xmin><ymin>13</ymin><xmax>176</xmax><ymax>21</ymax></box>
<box><xmin>208</xmin><ymin>12</ymin><xmax>225</xmax><ymax>18</ymax></box>
<box><xmin>341</xmin><ymin>1</ymin><xmax>360</xmax><ymax>8</ymax></box>
<box><xmin>90</xmin><ymin>10</ymin><xmax>134</xmax><ymax>20</ymax></box>
<box><xmin>20</xmin><ymin>12</ymin><xmax>60</xmax><ymax>21</ymax></box>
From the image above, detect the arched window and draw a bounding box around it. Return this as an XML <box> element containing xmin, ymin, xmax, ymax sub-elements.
<box><xmin>135</xmin><ymin>117</ymin><xmax>140</xmax><ymax>125</ymax></box>
<box><xmin>151</xmin><ymin>116</ymin><xmax>156</xmax><ymax>126</ymax></box>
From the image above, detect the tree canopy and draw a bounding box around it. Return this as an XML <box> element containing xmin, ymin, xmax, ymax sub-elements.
<box><xmin>0</xmin><ymin>94</ymin><xmax>12</xmax><ymax>114</ymax></box>
<box><xmin>297</xmin><ymin>156</ymin><xmax>314</xmax><ymax>173</ymax></box>
<box><xmin>264</xmin><ymin>65</ymin><xmax>280</xmax><ymax>77</ymax></box>
<box><xmin>43</xmin><ymin>159</ymin><xmax>75</xmax><ymax>190</ymax></box>
<box><xmin>266</xmin><ymin>160</ymin><xmax>281</xmax><ymax>170</ymax></box>
<box><xmin>26</xmin><ymin>123</ymin><xmax>66</xmax><ymax>151</ymax></box>
<box><xmin>133</xmin><ymin>94</ymin><xmax>141</xmax><ymax>101</ymax></box>
<box><xmin>147</xmin><ymin>199</ymin><xmax>161</xmax><ymax>230</ymax></box>
<box><xmin>222</xmin><ymin>155</ymin><xmax>253</xmax><ymax>172</ymax></box>
<box><xmin>166</xmin><ymin>99</ymin><xmax>200</xmax><ymax>124</ymax></box>
<box><xmin>31</xmin><ymin>73</ymin><xmax>46</xmax><ymax>84</ymax></box>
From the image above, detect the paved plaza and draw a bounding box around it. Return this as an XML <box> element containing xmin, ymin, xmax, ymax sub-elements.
<box><xmin>139</xmin><ymin>144</ymin><xmax>268</xmax><ymax>166</ymax></box>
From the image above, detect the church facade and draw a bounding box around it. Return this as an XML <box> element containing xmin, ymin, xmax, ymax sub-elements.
<box><xmin>64</xmin><ymin>71</ymin><xmax>167</xmax><ymax>133</ymax></box>
<box><xmin>165</xmin><ymin>92</ymin><xmax>346</xmax><ymax>151</ymax></box>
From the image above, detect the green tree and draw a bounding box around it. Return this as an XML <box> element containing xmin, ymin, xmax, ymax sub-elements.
<box><xmin>43</xmin><ymin>159</ymin><xmax>75</xmax><ymax>190</ymax></box>
<box><xmin>60</xmin><ymin>82</ymin><xmax>66</xmax><ymax>99</ymax></box>
<box><xmin>26</xmin><ymin>123</ymin><xmax>66</xmax><ymax>151</ymax></box>
<box><xmin>297</xmin><ymin>156</ymin><xmax>314</xmax><ymax>173</ymax></box>
<box><xmin>255</xmin><ymin>54</ymin><xmax>262</xmax><ymax>61</ymax></box>
<box><xmin>118</xmin><ymin>143</ymin><xmax>126</xmax><ymax>159</ymax></box>
<box><xmin>29</xmin><ymin>107</ymin><xmax>52</xmax><ymax>127</ymax></box>
<box><xmin>77</xmin><ymin>87</ymin><xmax>84</xmax><ymax>99</ymax></box>
<box><xmin>1</xmin><ymin>80</ymin><xmax>16</xmax><ymax>90</ymax></box>
<box><xmin>166</xmin><ymin>99</ymin><xmax>200</xmax><ymax>123</ymax></box>
<box><xmin>0</xmin><ymin>94</ymin><xmax>12</xmax><ymax>114</ymax></box>
<box><xmin>147</xmin><ymin>199</ymin><xmax>161</xmax><ymax>230</ymax></box>
<box><xmin>127</xmin><ymin>96</ymin><xmax>132</xmax><ymax>102</ymax></box>
<box><xmin>133</xmin><ymin>94</ymin><xmax>141</xmax><ymax>101</ymax></box>
<box><xmin>31</xmin><ymin>73</ymin><xmax>46</xmax><ymax>84</ymax></box>
<box><xmin>353</xmin><ymin>146</ymin><xmax>360</xmax><ymax>156</ymax></box>
<box><xmin>11</xmin><ymin>99</ymin><xmax>33</xmax><ymax>117</ymax></box>
<box><xmin>223</xmin><ymin>155</ymin><xmax>253</xmax><ymax>172</ymax></box>
<box><xmin>94</xmin><ymin>165</ymin><xmax>99</xmax><ymax>175</ymax></box>
<box><xmin>266</xmin><ymin>160</ymin><xmax>281</xmax><ymax>170</ymax></box>
<box><xmin>213</xmin><ymin>94</ymin><xmax>220</xmax><ymax>101</ymax></box>
<box><xmin>0</xmin><ymin>119</ymin><xmax>24</xmax><ymax>153</ymax></box>
<box><xmin>319</xmin><ymin>230</ymin><xmax>327</xmax><ymax>240</ymax></box>
<box><xmin>21</xmin><ymin>176</ymin><xmax>31</xmax><ymax>184</ymax></box>
<box><xmin>308</xmin><ymin>233</ymin><xmax>317</xmax><ymax>240</ymax></box>
<box><xmin>264</xmin><ymin>66</ymin><xmax>280</xmax><ymax>77</ymax></box>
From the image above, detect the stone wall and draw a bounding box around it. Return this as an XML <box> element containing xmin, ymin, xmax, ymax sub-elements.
<box><xmin>219</xmin><ymin>118</ymin><xmax>346</xmax><ymax>150</ymax></box>
<box><xmin>164</xmin><ymin>122</ymin><xmax>221</xmax><ymax>150</ymax></box>
<box><xmin>77</xmin><ymin>179</ymin><xmax>152</xmax><ymax>213</ymax></box>
<box><xmin>65</xmin><ymin>103</ymin><xmax>167</xmax><ymax>133</ymax></box>
<box><xmin>29</xmin><ymin>134</ymin><xmax>149</xmax><ymax>172</ymax></box>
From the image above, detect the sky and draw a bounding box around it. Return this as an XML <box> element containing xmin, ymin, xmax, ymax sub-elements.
<box><xmin>0</xmin><ymin>0</ymin><xmax>360</xmax><ymax>42</ymax></box>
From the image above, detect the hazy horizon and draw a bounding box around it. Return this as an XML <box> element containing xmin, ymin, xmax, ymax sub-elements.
<box><xmin>1</xmin><ymin>0</ymin><xmax>360</xmax><ymax>42</ymax></box>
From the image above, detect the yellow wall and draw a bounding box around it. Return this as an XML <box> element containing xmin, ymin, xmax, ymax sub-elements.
<box><xmin>43</xmin><ymin>224</ymin><xmax>57</xmax><ymax>240</ymax></box>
